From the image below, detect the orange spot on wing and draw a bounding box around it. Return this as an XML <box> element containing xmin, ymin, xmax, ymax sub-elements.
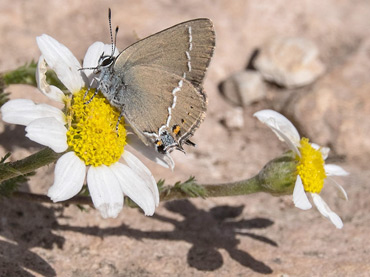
<box><xmin>173</xmin><ymin>125</ymin><xmax>181</xmax><ymax>135</ymax></box>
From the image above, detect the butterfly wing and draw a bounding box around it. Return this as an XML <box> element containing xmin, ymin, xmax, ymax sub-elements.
<box><xmin>113</xmin><ymin>18</ymin><xmax>215</xmax><ymax>152</ymax></box>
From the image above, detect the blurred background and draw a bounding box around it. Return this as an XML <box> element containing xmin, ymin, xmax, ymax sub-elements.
<box><xmin>0</xmin><ymin>1</ymin><xmax>369</xmax><ymax>276</ymax></box>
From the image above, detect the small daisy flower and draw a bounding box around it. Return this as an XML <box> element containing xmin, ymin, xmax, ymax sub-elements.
<box><xmin>1</xmin><ymin>34</ymin><xmax>174</xmax><ymax>218</ymax></box>
<box><xmin>254</xmin><ymin>109</ymin><xmax>349</xmax><ymax>229</ymax></box>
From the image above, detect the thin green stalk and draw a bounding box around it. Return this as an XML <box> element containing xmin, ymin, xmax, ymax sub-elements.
<box><xmin>2</xmin><ymin>62</ymin><xmax>37</xmax><ymax>87</ymax></box>
<box><xmin>1</xmin><ymin>61</ymin><xmax>64</xmax><ymax>89</ymax></box>
<box><xmin>3</xmin><ymin>149</ymin><xmax>297</xmax><ymax>205</ymax></box>
<box><xmin>0</xmin><ymin>148</ymin><xmax>62</xmax><ymax>182</ymax></box>
<box><xmin>160</xmin><ymin>151</ymin><xmax>297</xmax><ymax>201</ymax></box>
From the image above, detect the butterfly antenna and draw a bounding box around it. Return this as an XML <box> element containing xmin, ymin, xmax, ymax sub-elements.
<box><xmin>113</xmin><ymin>26</ymin><xmax>119</xmax><ymax>56</ymax></box>
<box><xmin>108</xmin><ymin>8</ymin><xmax>119</xmax><ymax>57</ymax></box>
<box><xmin>108</xmin><ymin>8</ymin><xmax>114</xmax><ymax>55</ymax></box>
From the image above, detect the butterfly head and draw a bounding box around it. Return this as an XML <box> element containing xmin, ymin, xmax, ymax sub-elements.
<box><xmin>93</xmin><ymin>53</ymin><xmax>115</xmax><ymax>74</ymax></box>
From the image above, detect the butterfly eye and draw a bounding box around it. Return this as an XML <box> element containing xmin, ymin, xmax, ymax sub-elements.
<box><xmin>101</xmin><ymin>56</ymin><xmax>114</xmax><ymax>67</ymax></box>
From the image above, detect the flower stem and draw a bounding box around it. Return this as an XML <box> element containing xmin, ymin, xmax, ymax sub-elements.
<box><xmin>1</xmin><ymin>62</ymin><xmax>64</xmax><ymax>89</ymax></box>
<box><xmin>4</xmin><ymin>148</ymin><xmax>297</xmax><ymax>207</ymax></box>
<box><xmin>161</xmin><ymin>151</ymin><xmax>297</xmax><ymax>201</ymax></box>
<box><xmin>160</xmin><ymin>177</ymin><xmax>262</xmax><ymax>202</ymax></box>
<box><xmin>2</xmin><ymin>62</ymin><xmax>38</xmax><ymax>87</ymax></box>
<box><xmin>0</xmin><ymin>148</ymin><xmax>62</xmax><ymax>183</ymax></box>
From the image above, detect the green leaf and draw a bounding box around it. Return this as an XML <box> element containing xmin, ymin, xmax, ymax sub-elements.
<box><xmin>0</xmin><ymin>91</ymin><xmax>9</xmax><ymax>108</ymax></box>
<box><xmin>157</xmin><ymin>179</ymin><xmax>166</xmax><ymax>192</ymax></box>
<box><xmin>0</xmin><ymin>172</ymin><xmax>35</xmax><ymax>198</ymax></box>
<box><xmin>0</xmin><ymin>153</ymin><xmax>11</xmax><ymax>164</ymax></box>
<box><xmin>174</xmin><ymin>176</ymin><xmax>208</xmax><ymax>198</ymax></box>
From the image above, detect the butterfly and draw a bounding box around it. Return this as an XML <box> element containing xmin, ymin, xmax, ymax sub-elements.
<box><xmin>88</xmin><ymin>9</ymin><xmax>215</xmax><ymax>154</ymax></box>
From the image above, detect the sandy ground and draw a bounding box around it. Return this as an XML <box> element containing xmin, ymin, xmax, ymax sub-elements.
<box><xmin>1</xmin><ymin>1</ymin><xmax>370</xmax><ymax>276</ymax></box>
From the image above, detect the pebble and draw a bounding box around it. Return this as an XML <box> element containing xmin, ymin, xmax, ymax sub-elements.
<box><xmin>221</xmin><ymin>107</ymin><xmax>244</xmax><ymax>130</ymax></box>
<box><xmin>220</xmin><ymin>70</ymin><xmax>266</xmax><ymax>106</ymax></box>
<box><xmin>254</xmin><ymin>37</ymin><xmax>326</xmax><ymax>88</ymax></box>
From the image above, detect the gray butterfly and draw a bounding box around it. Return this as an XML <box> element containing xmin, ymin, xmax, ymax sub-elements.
<box><xmin>91</xmin><ymin>11</ymin><xmax>215</xmax><ymax>154</ymax></box>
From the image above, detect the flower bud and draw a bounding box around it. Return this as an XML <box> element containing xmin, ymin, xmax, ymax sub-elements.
<box><xmin>258</xmin><ymin>151</ymin><xmax>298</xmax><ymax>195</ymax></box>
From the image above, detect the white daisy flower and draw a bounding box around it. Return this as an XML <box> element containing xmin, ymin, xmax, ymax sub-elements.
<box><xmin>1</xmin><ymin>34</ymin><xmax>174</xmax><ymax>218</ymax></box>
<box><xmin>254</xmin><ymin>109</ymin><xmax>349</xmax><ymax>229</ymax></box>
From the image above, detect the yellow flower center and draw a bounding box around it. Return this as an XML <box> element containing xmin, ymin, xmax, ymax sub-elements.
<box><xmin>296</xmin><ymin>137</ymin><xmax>326</xmax><ymax>193</ymax></box>
<box><xmin>66</xmin><ymin>88</ymin><xmax>126</xmax><ymax>167</ymax></box>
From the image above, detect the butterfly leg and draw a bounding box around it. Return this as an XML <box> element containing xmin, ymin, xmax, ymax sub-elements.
<box><xmin>84</xmin><ymin>90</ymin><xmax>99</xmax><ymax>105</ymax></box>
<box><xmin>83</xmin><ymin>77</ymin><xmax>101</xmax><ymax>104</ymax></box>
<box><xmin>115</xmin><ymin>110</ymin><xmax>125</xmax><ymax>135</ymax></box>
<box><xmin>184</xmin><ymin>139</ymin><xmax>196</xmax><ymax>147</ymax></box>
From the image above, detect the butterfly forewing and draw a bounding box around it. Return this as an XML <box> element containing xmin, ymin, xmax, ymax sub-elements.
<box><xmin>115</xmin><ymin>18</ymin><xmax>215</xmax><ymax>89</ymax></box>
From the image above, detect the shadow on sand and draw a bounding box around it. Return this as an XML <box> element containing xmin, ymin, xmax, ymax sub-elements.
<box><xmin>58</xmin><ymin>200</ymin><xmax>277</xmax><ymax>273</ymax></box>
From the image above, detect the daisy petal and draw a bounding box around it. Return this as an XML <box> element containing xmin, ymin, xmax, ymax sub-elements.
<box><xmin>48</xmin><ymin>152</ymin><xmax>85</xmax><ymax>202</ymax></box>
<box><xmin>1</xmin><ymin>99</ymin><xmax>65</xmax><ymax>126</ymax></box>
<box><xmin>320</xmin><ymin>147</ymin><xmax>330</xmax><ymax>160</ymax></box>
<box><xmin>110</xmin><ymin>162</ymin><xmax>156</xmax><ymax>216</ymax></box>
<box><xmin>82</xmin><ymin>41</ymin><xmax>119</xmax><ymax>84</ymax></box>
<box><xmin>327</xmin><ymin>177</ymin><xmax>348</xmax><ymax>201</ymax></box>
<box><xmin>293</xmin><ymin>176</ymin><xmax>312</xmax><ymax>210</ymax></box>
<box><xmin>254</xmin><ymin>109</ymin><xmax>301</xmax><ymax>146</ymax></box>
<box><xmin>36</xmin><ymin>56</ymin><xmax>66</xmax><ymax>102</ymax></box>
<box><xmin>325</xmin><ymin>164</ymin><xmax>350</xmax><ymax>176</ymax></box>
<box><xmin>310</xmin><ymin>142</ymin><xmax>330</xmax><ymax>160</ymax></box>
<box><xmin>270</xmin><ymin>125</ymin><xmax>301</xmax><ymax>156</ymax></box>
<box><xmin>25</xmin><ymin>117</ymin><xmax>68</xmax><ymax>153</ymax></box>
<box><xmin>87</xmin><ymin>165</ymin><xmax>123</xmax><ymax>218</ymax></box>
<box><xmin>36</xmin><ymin>34</ymin><xmax>84</xmax><ymax>93</ymax></box>
<box><xmin>126</xmin><ymin>134</ymin><xmax>175</xmax><ymax>170</ymax></box>
<box><xmin>311</xmin><ymin>193</ymin><xmax>343</xmax><ymax>229</ymax></box>
<box><xmin>123</xmin><ymin>150</ymin><xmax>159</xmax><ymax>206</ymax></box>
